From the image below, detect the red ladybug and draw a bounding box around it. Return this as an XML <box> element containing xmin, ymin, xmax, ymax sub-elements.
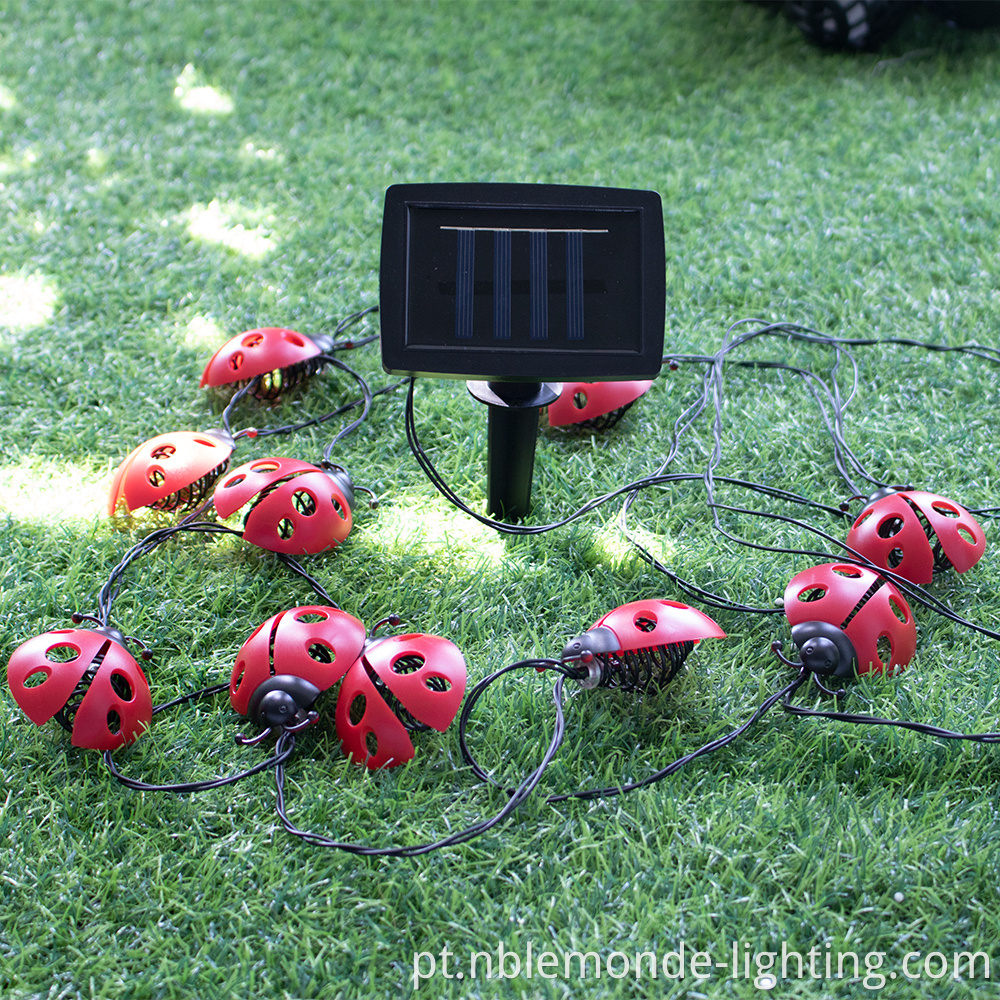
<box><xmin>783</xmin><ymin>562</ymin><xmax>916</xmax><ymax>677</ymax></box>
<box><xmin>7</xmin><ymin>626</ymin><xmax>153</xmax><ymax>751</ymax></box>
<box><xmin>230</xmin><ymin>605</ymin><xmax>367</xmax><ymax>738</ymax></box>
<box><xmin>335</xmin><ymin>632</ymin><xmax>467</xmax><ymax>769</ymax></box>
<box><xmin>200</xmin><ymin>327</ymin><xmax>329</xmax><ymax>400</ymax></box>
<box><xmin>108</xmin><ymin>429</ymin><xmax>235</xmax><ymax>515</ymax></box>
<box><xmin>547</xmin><ymin>380</ymin><xmax>653</xmax><ymax>431</ymax></box>
<box><xmin>846</xmin><ymin>489</ymin><xmax>985</xmax><ymax>585</ymax></box>
<box><xmin>213</xmin><ymin>457</ymin><xmax>354</xmax><ymax>555</ymax></box>
<box><xmin>561</xmin><ymin>598</ymin><xmax>726</xmax><ymax>691</ymax></box>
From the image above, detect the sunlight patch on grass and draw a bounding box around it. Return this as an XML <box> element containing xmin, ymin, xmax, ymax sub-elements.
<box><xmin>0</xmin><ymin>83</ymin><xmax>15</xmax><ymax>110</ymax></box>
<box><xmin>184</xmin><ymin>199</ymin><xmax>277</xmax><ymax>258</ymax></box>
<box><xmin>180</xmin><ymin>313</ymin><xmax>228</xmax><ymax>352</ymax></box>
<box><xmin>373</xmin><ymin>495</ymin><xmax>506</xmax><ymax>570</ymax></box>
<box><xmin>0</xmin><ymin>148</ymin><xmax>39</xmax><ymax>177</ymax></box>
<box><xmin>586</xmin><ymin>521</ymin><xmax>678</xmax><ymax>574</ymax></box>
<box><xmin>0</xmin><ymin>456</ymin><xmax>107</xmax><ymax>524</ymax></box>
<box><xmin>174</xmin><ymin>64</ymin><xmax>234</xmax><ymax>115</ymax></box>
<box><xmin>0</xmin><ymin>273</ymin><xmax>58</xmax><ymax>334</ymax></box>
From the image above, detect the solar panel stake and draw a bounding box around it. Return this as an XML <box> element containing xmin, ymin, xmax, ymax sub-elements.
<box><xmin>467</xmin><ymin>381</ymin><xmax>560</xmax><ymax>522</ymax></box>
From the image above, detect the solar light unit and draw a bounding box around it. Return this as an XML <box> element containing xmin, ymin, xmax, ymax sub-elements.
<box><xmin>380</xmin><ymin>183</ymin><xmax>665</xmax><ymax>519</ymax></box>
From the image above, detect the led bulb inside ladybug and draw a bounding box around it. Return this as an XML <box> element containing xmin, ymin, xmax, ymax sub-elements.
<box><xmin>6</xmin><ymin>621</ymin><xmax>153</xmax><ymax>751</ymax></box>
<box><xmin>547</xmin><ymin>380</ymin><xmax>654</xmax><ymax>431</ymax></box>
<box><xmin>846</xmin><ymin>488</ymin><xmax>986</xmax><ymax>585</ymax></box>
<box><xmin>200</xmin><ymin>327</ymin><xmax>336</xmax><ymax>401</ymax></box>
<box><xmin>781</xmin><ymin>563</ymin><xmax>916</xmax><ymax>681</ymax></box>
<box><xmin>108</xmin><ymin>428</ymin><xmax>235</xmax><ymax>516</ymax></box>
<box><xmin>561</xmin><ymin>599</ymin><xmax>726</xmax><ymax>691</ymax></box>
<box><xmin>213</xmin><ymin>457</ymin><xmax>371</xmax><ymax>555</ymax></box>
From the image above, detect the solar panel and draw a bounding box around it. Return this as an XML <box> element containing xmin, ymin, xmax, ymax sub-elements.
<box><xmin>380</xmin><ymin>183</ymin><xmax>665</xmax><ymax>382</ymax></box>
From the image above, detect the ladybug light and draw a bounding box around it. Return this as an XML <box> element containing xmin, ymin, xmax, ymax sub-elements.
<box><xmin>230</xmin><ymin>607</ymin><xmax>467</xmax><ymax>769</ymax></box>
<box><xmin>108</xmin><ymin>429</ymin><xmax>235</xmax><ymax>516</ymax></box>
<box><xmin>212</xmin><ymin>456</ymin><xmax>356</xmax><ymax>555</ymax></box>
<box><xmin>7</xmin><ymin>624</ymin><xmax>153</xmax><ymax>751</ymax></box>
<box><xmin>547</xmin><ymin>380</ymin><xmax>653</xmax><ymax>431</ymax></box>
<box><xmin>783</xmin><ymin>562</ymin><xmax>916</xmax><ymax>679</ymax></box>
<box><xmin>562</xmin><ymin>598</ymin><xmax>726</xmax><ymax>691</ymax></box>
<box><xmin>200</xmin><ymin>327</ymin><xmax>334</xmax><ymax>400</ymax></box>
<box><xmin>846</xmin><ymin>489</ymin><xmax>985</xmax><ymax>585</ymax></box>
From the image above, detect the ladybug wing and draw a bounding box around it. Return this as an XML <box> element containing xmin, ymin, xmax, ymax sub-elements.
<box><xmin>907</xmin><ymin>491</ymin><xmax>986</xmax><ymax>574</ymax></box>
<box><xmin>71</xmin><ymin>645</ymin><xmax>153</xmax><ymax>751</ymax></box>
<box><xmin>335</xmin><ymin>659</ymin><xmax>415</xmax><ymax>769</ymax></box>
<box><xmin>548</xmin><ymin>381</ymin><xmax>653</xmax><ymax>427</ymax></box>
<box><xmin>241</xmin><ymin>472</ymin><xmax>352</xmax><ymax>555</ymax></box>
<box><xmin>843</xmin><ymin>583</ymin><xmax>916</xmax><ymax>675</ymax></box>
<box><xmin>230</xmin><ymin>612</ymin><xmax>283</xmax><ymax>715</ymax></box>
<box><xmin>270</xmin><ymin>606</ymin><xmax>366</xmax><ymax>691</ymax></box>
<box><xmin>784</xmin><ymin>564</ymin><xmax>882</xmax><ymax>631</ymax></box>
<box><xmin>7</xmin><ymin>630</ymin><xmax>96</xmax><ymax>725</ymax></box>
<box><xmin>593</xmin><ymin>599</ymin><xmax>726</xmax><ymax>652</ymax></box>
<box><xmin>200</xmin><ymin>328</ymin><xmax>321</xmax><ymax>389</ymax></box>
<box><xmin>846</xmin><ymin>493</ymin><xmax>935</xmax><ymax>584</ymax></box>
<box><xmin>362</xmin><ymin>634</ymin><xmax>467</xmax><ymax>732</ymax></box>
<box><xmin>108</xmin><ymin>440</ymin><xmax>148</xmax><ymax>515</ymax></box>
<box><xmin>213</xmin><ymin>457</ymin><xmax>319</xmax><ymax>518</ymax></box>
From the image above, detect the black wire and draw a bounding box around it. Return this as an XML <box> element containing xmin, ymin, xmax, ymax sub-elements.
<box><xmin>457</xmin><ymin>655</ymin><xmax>810</xmax><ymax>805</ymax></box>
<box><xmin>104</xmin><ymin>737</ymin><xmax>297</xmax><ymax>793</ymax></box>
<box><xmin>783</xmin><ymin>679</ymin><xmax>1000</xmax><ymax>743</ymax></box>
<box><xmin>271</xmin><ymin>673</ymin><xmax>569</xmax><ymax>857</ymax></box>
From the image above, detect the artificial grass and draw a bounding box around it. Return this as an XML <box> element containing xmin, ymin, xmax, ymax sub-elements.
<box><xmin>3</xmin><ymin>1</ymin><xmax>1000</xmax><ymax>997</ymax></box>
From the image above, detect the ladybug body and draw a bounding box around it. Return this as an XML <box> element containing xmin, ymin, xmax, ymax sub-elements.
<box><xmin>229</xmin><ymin>606</ymin><xmax>366</xmax><ymax>718</ymax></box>
<box><xmin>562</xmin><ymin>598</ymin><xmax>726</xmax><ymax>691</ymax></box>
<box><xmin>547</xmin><ymin>380</ymin><xmax>653</xmax><ymax>431</ymax></box>
<box><xmin>109</xmin><ymin>429</ymin><xmax>234</xmax><ymax>515</ymax></box>
<box><xmin>200</xmin><ymin>327</ymin><xmax>330</xmax><ymax>400</ymax></box>
<box><xmin>846</xmin><ymin>489</ymin><xmax>985</xmax><ymax>585</ymax></box>
<box><xmin>7</xmin><ymin>627</ymin><xmax>153</xmax><ymax>751</ymax></box>
<box><xmin>783</xmin><ymin>563</ymin><xmax>916</xmax><ymax>677</ymax></box>
<box><xmin>213</xmin><ymin>457</ymin><xmax>354</xmax><ymax>555</ymax></box>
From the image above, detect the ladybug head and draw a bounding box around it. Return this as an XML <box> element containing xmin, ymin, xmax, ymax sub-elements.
<box><xmin>108</xmin><ymin>429</ymin><xmax>235</xmax><ymax>516</ymax></box>
<box><xmin>547</xmin><ymin>380</ymin><xmax>653</xmax><ymax>432</ymax></box>
<box><xmin>561</xmin><ymin>598</ymin><xmax>726</xmax><ymax>692</ymax></box>
<box><xmin>200</xmin><ymin>327</ymin><xmax>332</xmax><ymax>401</ymax></box>
<box><xmin>213</xmin><ymin>457</ymin><xmax>360</xmax><ymax>555</ymax></box>
<box><xmin>6</xmin><ymin>623</ymin><xmax>153</xmax><ymax>751</ymax></box>
<box><xmin>846</xmin><ymin>489</ymin><xmax>986</xmax><ymax>585</ymax></box>
<box><xmin>782</xmin><ymin>563</ymin><xmax>916</xmax><ymax>678</ymax></box>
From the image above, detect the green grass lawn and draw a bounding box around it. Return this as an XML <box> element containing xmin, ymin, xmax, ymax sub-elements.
<box><xmin>3</xmin><ymin>1</ymin><xmax>1000</xmax><ymax>997</ymax></box>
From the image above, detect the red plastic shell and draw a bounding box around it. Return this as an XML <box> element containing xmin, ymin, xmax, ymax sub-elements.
<box><xmin>230</xmin><ymin>606</ymin><xmax>366</xmax><ymax>716</ymax></box>
<box><xmin>214</xmin><ymin>456</ymin><xmax>352</xmax><ymax>555</ymax></box>
<box><xmin>846</xmin><ymin>490</ymin><xmax>985</xmax><ymax>585</ymax></box>
<box><xmin>783</xmin><ymin>563</ymin><xmax>916</xmax><ymax>675</ymax></box>
<box><xmin>7</xmin><ymin>628</ymin><xmax>153</xmax><ymax>750</ymax></box>
<box><xmin>335</xmin><ymin>660</ymin><xmax>417</xmax><ymax>769</ymax></box>
<box><xmin>335</xmin><ymin>633</ymin><xmax>467</xmax><ymax>770</ymax></box>
<box><xmin>590</xmin><ymin>599</ymin><xmax>726</xmax><ymax>651</ymax></box>
<box><xmin>547</xmin><ymin>380</ymin><xmax>653</xmax><ymax>427</ymax></box>
<box><xmin>200</xmin><ymin>327</ymin><xmax>321</xmax><ymax>389</ymax></box>
<box><xmin>108</xmin><ymin>430</ymin><xmax>233</xmax><ymax>515</ymax></box>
